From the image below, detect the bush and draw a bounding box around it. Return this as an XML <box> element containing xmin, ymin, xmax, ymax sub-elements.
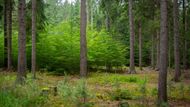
<box><xmin>0</xmin><ymin>22</ymin><xmax>127</xmax><ymax>73</ymax></box>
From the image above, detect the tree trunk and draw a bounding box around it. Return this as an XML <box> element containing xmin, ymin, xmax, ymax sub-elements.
<box><xmin>182</xmin><ymin>0</ymin><xmax>187</xmax><ymax>70</ymax></box>
<box><xmin>173</xmin><ymin>0</ymin><xmax>180</xmax><ymax>82</ymax></box>
<box><xmin>7</xmin><ymin>0</ymin><xmax>12</xmax><ymax>71</ymax></box>
<box><xmin>17</xmin><ymin>0</ymin><xmax>27</xmax><ymax>84</ymax></box>
<box><xmin>3</xmin><ymin>0</ymin><xmax>8</xmax><ymax>69</ymax></box>
<box><xmin>151</xmin><ymin>34</ymin><xmax>155</xmax><ymax>69</ymax></box>
<box><xmin>158</xmin><ymin>0</ymin><xmax>168</xmax><ymax>104</ymax></box>
<box><xmin>80</xmin><ymin>0</ymin><xmax>87</xmax><ymax>77</ymax></box>
<box><xmin>128</xmin><ymin>0</ymin><xmax>136</xmax><ymax>74</ymax></box>
<box><xmin>138</xmin><ymin>20</ymin><xmax>142</xmax><ymax>70</ymax></box>
<box><xmin>90</xmin><ymin>1</ymin><xmax>93</xmax><ymax>30</ymax></box>
<box><xmin>87</xmin><ymin>0</ymin><xmax>93</xmax><ymax>30</ymax></box>
<box><xmin>32</xmin><ymin>0</ymin><xmax>36</xmax><ymax>79</ymax></box>
<box><xmin>156</xmin><ymin>30</ymin><xmax>160</xmax><ymax>71</ymax></box>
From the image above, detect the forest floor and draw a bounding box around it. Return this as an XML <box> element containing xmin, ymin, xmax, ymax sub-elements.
<box><xmin>1</xmin><ymin>68</ymin><xmax>190</xmax><ymax>107</ymax></box>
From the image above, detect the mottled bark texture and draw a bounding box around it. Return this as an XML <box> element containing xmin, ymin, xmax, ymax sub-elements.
<box><xmin>173</xmin><ymin>0</ymin><xmax>180</xmax><ymax>82</ymax></box>
<box><xmin>80</xmin><ymin>0</ymin><xmax>87</xmax><ymax>77</ymax></box>
<box><xmin>17</xmin><ymin>0</ymin><xmax>27</xmax><ymax>84</ymax></box>
<box><xmin>4</xmin><ymin>0</ymin><xmax>8</xmax><ymax>69</ymax></box>
<box><xmin>156</xmin><ymin>30</ymin><xmax>160</xmax><ymax>71</ymax></box>
<box><xmin>32</xmin><ymin>0</ymin><xmax>37</xmax><ymax>79</ymax></box>
<box><xmin>158</xmin><ymin>0</ymin><xmax>168</xmax><ymax>104</ymax></box>
<box><xmin>138</xmin><ymin>20</ymin><xmax>142</xmax><ymax>70</ymax></box>
<box><xmin>7</xmin><ymin>0</ymin><xmax>12</xmax><ymax>71</ymax></box>
<box><xmin>128</xmin><ymin>0</ymin><xmax>136</xmax><ymax>74</ymax></box>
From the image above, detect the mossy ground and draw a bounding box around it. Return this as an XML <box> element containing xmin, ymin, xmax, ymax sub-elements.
<box><xmin>0</xmin><ymin>68</ymin><xmax>190</xmax><ymax>107</ymax></box>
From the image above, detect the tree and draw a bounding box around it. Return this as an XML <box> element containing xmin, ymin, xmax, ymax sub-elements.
<box><xmin>80</xmin><ymin>0</ymin><xmax>87</xmax><ymax>77</ymax></box>
<box><xmin>31</xmin><ymin>0</ymin><xmax>36</xmax><ymax>79</ymax></box>
<box><xmin>3</xmin><ymin>0</ymin><xmax>7</xmax><ymax>69</ymax></box>
<box><xmin>138</xmin><ymin>20</ymin><xmax>142</xmax><ymax>70</ymax></box>
<box><xmin>128</xmin><ymin>0</ymin><xmax>136</xmax><ymax>74</ymax></box>
<box><xmin>7</xmin><ymin>0</ymin><xmax>12</xmax><ymax>71</ymax></box>
<box><xmin>151</xmin><ymin>34</ymin><xmax>155</xmax><ymax>69</ymax></box>
<box><xmin>156</xmin><ymin>30</ymin><xmax>160</xmax><ymax>71</ymax></box>
<box><xmin>17</xmin><ymin>0</ymin><xmax>27</xmax><ymax>83</ymax></box>
<box><xmin>173</xmin><ymin>0</ymin><xmax>180</xmax><ymax>82</ymax></box>
<box><xmin>182</xmin><ymin>0</ymin><xmax>187</xmax><ymax>70</ymax></box>
<box><xmin>158</xmin><ymin>0</ymin><xmax>168</xmax><ymax>104</ymax></box>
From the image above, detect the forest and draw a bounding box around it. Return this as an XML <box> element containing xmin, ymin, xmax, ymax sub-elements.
<box><xmin>0</xmin><ymin>0</ymin><xmax>190</xmax><ymax>107</ymax></box>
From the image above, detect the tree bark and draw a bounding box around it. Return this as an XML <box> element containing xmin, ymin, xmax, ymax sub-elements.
<box><xmin>128</xmin><ymin>0</ymin><xmax>136</xmax><ymax>74</ymax></box>
<box><xmin>80</xmin><ymin>0</ymin><xmax>87</xmax><ymax>77</ymax></box>
<box><xmin>182</xmin><ymin>0</ymin><xmax>187</xmax><ymax>70</ymax></box>
<box><xmin>7</xmin><ymin>0</ymin><xmax>12</xmax><ymax>71</ymax></box>
<box><xmin>158</xmin><ymin>0</ymin><xmax>168</xmax><ymax>104</ymax></box>
<box><xmin>32</xmin><ymin>0</ymin><xmax>36</xmax><ymax>79</ymax></box>
<box><xmin>17</xmin><ymin>0</ymin><xmax>27</xmax><ymax>84</ymax></box>
<box><xmin>156</xmin><ymin>30</ymin><xmax>160</xmax><ymax>71</ymax></box>
<box><xmin>90</xmin><ymin>1</ymin><xmax>93</xmax><ymax>30</ymax></box>
<box><xmin>3</xmin><ymin>0</ymin><xmax>8</xmax><ymax>69</ymax></box>
<box><xmin>151</xmin><ymin>34</ymin><xmax>155</xmax><ymax>69</ymax></box>
<box><xmin>173</xmin><ymin>0</ymin><xmax>180</xmax><ymax>82</ymax></box>
<box><xmin>138</xmin><ymin>20</ymin><xmax>142</xmax><ymax>70</ymax></box>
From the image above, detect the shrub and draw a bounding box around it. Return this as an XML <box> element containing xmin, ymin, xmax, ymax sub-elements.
<box><xmin>0</xmin><ymin>77</ymin><xmax>48</xmax><ymax>107</ymax></box>
<box><xmin>58</xmin><ymin>78</ymin><xmax>94</xmax><ymax>107</ymax></box>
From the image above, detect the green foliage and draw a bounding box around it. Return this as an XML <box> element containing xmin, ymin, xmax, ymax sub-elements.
<box><xmin>108</xmin><ymin>89</ymin><xmax>133</xmax><ymax>101</ymax></box>
<box><xmin>138</xmin><ymin>78</ymin><xmax>148</xmax><ymax>106</ymax></box>
<box><xmin>0</xmin><ymin>21</ymin><xmax>126</xmax><ymax>72</ymax></box>
<box><xmin>36</xmin><ymin>22</ymin><xmax>126</xmax><ymax>72</ymax></box>
<box><xmin>88</xmin><ymin>73</ymin><xmax>142</xmax><ymax>85</ymax></box>
<box><xmin>0</xmin><ymin>76</ymin><xmax>48</xmax><ymax>107</ymax></box>
<box><xmin>58</xmin><ymin>78</ymin><xmax>94</xmax><ymax>107</ymax></box>
<box><xmin>151</xmin><ymin>88</ymin><xmax>158</xmax><ymax>97</ymax></box>
<box><xmin>107</xmin><ymin>79</ymin><xmax>132</xmax><ymax>101</ymax></box>
<box><xmin>179</xmin><ymin>83</ymin><xmax>185</xmax><ymax>99</ymax></box>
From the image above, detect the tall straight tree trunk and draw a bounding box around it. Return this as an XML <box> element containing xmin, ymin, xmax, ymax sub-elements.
<box><xmin>80</xmin><ymin>0</ymin><xmax>87</xmax><ymax>77</ymax></box>
<box><xmin>128</xmin><ymin>0</ymin><xmax>136</xmax><ymax>74</ymax></box>
<box><xmin>151</xmin><ymin>34</ymin><xmax>155</xmax><ymax>69</ymax></box>
<box><xmin>17</xmin><ymin>0</ymin><xmax>27</xmax><ymax>83</ymax></box>
<box><xmin>156</xmin><ymin>30</ymin><xmax>160</xmax><ymax>71</ymax></box>
<box><xmin>138</xmin><ymin>20</ymin><xmax>142</xmax><ymax>70</ymax></box>
<box><xmin>182</xmin><ymin>0</ymin><xmax>187</xmax><ymax>70</ymax></box>
<box><xmin>158</xmin><ymin>0</ymin><xmax>168</xmax><ymax>104</ymax></box>
<box><xmin>3</xmin><ymin>0</ymin><xmax>8</xmax><ymax>69</ymax></box>
<box><xmin>90</xmin><ymin>2</ymin><xmax>93</xmax><ymax>30</ymax></box>
<box><xmin>7</xmin><ymin>0</ymin><xmax>12</xmax><ymax>71</ymax></box>
<box><xmin>173</xmin><ymin>0</ymin><xmax>180</xmax><ymax>82</ymax></box>
<box><xmin>32</xmin><ymin>0</ymin><xmax>36</xmax><ymax>79</ymax></box>
<box><xmin>87</xmin><ymin>0</ymin><xmax>93</xmax><ymax>30</ymax></box>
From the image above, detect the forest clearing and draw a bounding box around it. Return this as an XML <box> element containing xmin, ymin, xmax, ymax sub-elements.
<box><xmin>0</xmin><ymin>0</ymin><xmax>190</xmax><ymax>107</ymax></box>
<box><xmin>1</xmin><ymin>69</ymin><xmax>190</xmax><ymax>107</ymax></box>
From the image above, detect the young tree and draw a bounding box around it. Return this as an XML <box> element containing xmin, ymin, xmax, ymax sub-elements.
<box><xmin>158</xmin><ymin>0</ymin><xmax>168</xmax><ymax>104</ymax></box>
<box><xmin>128</xmin><ymin>0</ymin><xmax>136</xmax><ymax>74</ymax></box>
<box><xmin>173</xmin><ymin>0</ymin><xmax>180</xmax><ymax>82</ymax></box>
<box><xmin>17</xmin><ymin>0</ymin><xmax>27</xmax><ymax>83</ymax></box>
<box><xmin>7</xmin><ymin>0</ymin><xmax>12</xmax><ymax>71</ymax></box>
<box><xmin>138</xmin><ymin>20</ymin><xmax>142</xmax><ymax>70</ymax></box>
<box><xmin>80</xmin><ymin>0</ymin><xmax>87</xmax><ymax>77</ymax></box>
<box><xmin>31</xmin><ymin>0</ymin><xmax>36</xmax><ymax>79</ymax></box>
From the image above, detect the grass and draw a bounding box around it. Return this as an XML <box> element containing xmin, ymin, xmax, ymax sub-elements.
<box><xmin>0</xmin><ymin>70</ymin><xmax>190</xmax><ymax>107</ymax></box>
